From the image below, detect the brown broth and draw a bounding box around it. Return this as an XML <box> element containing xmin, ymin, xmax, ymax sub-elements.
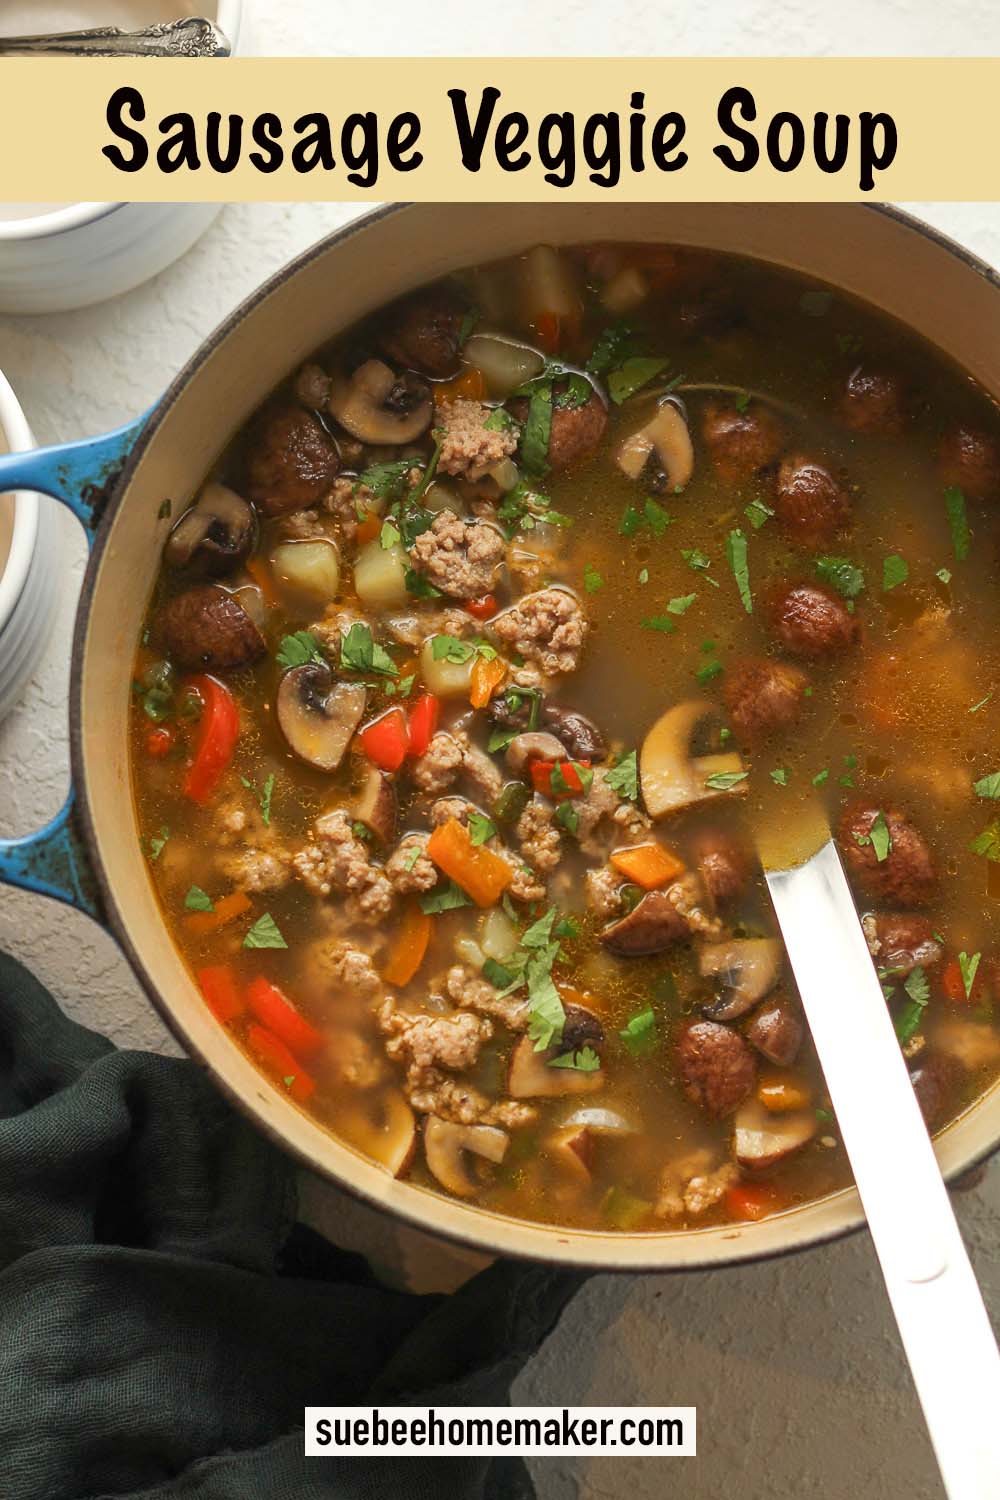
<box><xmin>130</xmin><ymin>244</ymin><xmax>1000</xmax><ymax>1233</ymax></box>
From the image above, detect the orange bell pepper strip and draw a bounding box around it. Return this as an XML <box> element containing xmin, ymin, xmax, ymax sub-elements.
<box><xmin>725</xmin><ymin>1181</ymin><xmax>786</xmax><ymax>1223</ymax></box>
<box><xmin>609</xmin><ymin>842</ymin><xmax>685</xmax><ymax>890</ymax></box>
<box><xmin>197</xmin><ymin>964</ymin><xmax>243</xmax><ymax>1024</ymax></box>
<box><xmin>382</xmin><ymin>901</ymin><xmax>433</xmax><ymax>987</ymax></box>
<box><xmin>185</xmin><ymin>889</ymin><xmax>252</xmax><ymax>937</ymax></box>
<box><xmin>355</xmin><ymin>510</ymin><xmax>383</xmax><ymax>545</ymax></box>
<box><xmin>246</xmin><ymin>976</ymin><xmax>324</xmax><ymax>1060</ymax></box>
<box><xmin>246</xmin><ymin>1023</ymin><xmax>317</xmax><ymax>1104</ymax></box>
<box><xmin>470</xmin><ymin>654</ymin><xmax>507</xmax><ymax>710</ymax></box>
<box><xmin>433</xmin><ymin>367</ymin><xmax>486</xmax><ymax>404</ymax></box>
<box><xmin>426</xmin><ymin>817</ymin><xmax>514</xmax><ymax>908</ymax></box>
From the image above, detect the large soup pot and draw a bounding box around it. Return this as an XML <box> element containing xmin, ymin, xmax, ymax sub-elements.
<box><xmin>2</xmin><ymin>203</ymin><xmax>999</xmax><ymax>1270</ymax></box>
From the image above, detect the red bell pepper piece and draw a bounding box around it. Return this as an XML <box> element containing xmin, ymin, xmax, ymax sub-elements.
<box><xmin>145</xmin><ymin>725</ymin><xmax>174</xmax><ymax>759</ymax></box>
<box><xmin>406</xmin><ymin>693</ymin><xmax>440</xmax><ymax>758</ymax></box>
<box><xmin>197</xmin><ymin>964</ymin><xmax>243</xmax><ymax>1025</ymax></box>
<box><xmin>183</xmin><ymin>676</ymin><xmax>239</xmax><ymax>805</ymax></box>
<box><xmin>246</xmin><ymin>1024</ymin><xmax>317</xmax><ymax>1104</ymax></box>
<box><xmin>360</xmin><ymin>706</ymin><xmax>410</xmax><ymax>772</ymax></box>
<box><xmin>246</xmin><ymin>976</ymin><xmax>323</xmax><ymax>1059</ymax></box>
<box><xmin>463</xmin><ymin>593</ymin><xmax>498</xmax><ymax>621</ymax></box>
<box><xmin>529</xmin><ymin>758</ymin><xmax>591</xmax><ymax>798</ymax></box>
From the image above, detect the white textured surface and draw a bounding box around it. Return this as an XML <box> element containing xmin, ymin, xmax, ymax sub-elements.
<box><xmin>2</xmin><ymin>5</ymin><xmax>1000</xmax><ymax>1496</ymax></box>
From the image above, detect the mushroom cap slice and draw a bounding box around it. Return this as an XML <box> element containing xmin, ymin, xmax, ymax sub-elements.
<box><xmin>352</xmin><ymin>765</ymin><xmax>398</xmax><ymax>845</ymax></box>
<box><xmin>165</xmin><ymin>482</ymin><xmax>257</xmax><ymax>578</ymax></box>
<box><xmin>547</xmin><ymin>1123</ymin><xmax>596</xmax><ymax>1177</ymax></box>
<box><xmin>734</xmin><ymin>1096</ymin><xmax>816</xmax><ymax>1169</ymax></box>
<box><xmin>600</xmin><ymin>889</ymin><xmax>688</xmax><ymax>957</ymax></box>
<box><xmin>424</xmin><ymin>1116</ymin><xmax>509</xmax><ymax>1197</ymax></box>
<box><xmin>745</xmin><ymin>996</ymin><xmax>803</xmax><ymax>1067</ymax></box>
<box><xmin>507</xmin><ymin>1036</ymin><xmax>604</xmax><ymax>1098</ymax></box>
<box><xmin>276</xmin><ymin>663</ymin><xmax>366</xmax><ymax>772</ymax></box>
<box><xmin>699</xmin><ymin>938</ymin><xmax>783</xmax><ymax>1020</ymax></box>
<box><xmin>328</xmin><ymin>359</ymin><xmax>433</xmax><ymax>446</ymax></box>
<box><xmin>342</xmin><ymin>1090</ymin><xmax>417</xmax><ymax>1178</ymax></box>
<box><xmin>616</xmin><ymin>399</ymin><xmax>694</xmax><ymax>490</ymax></box>
<box><xmin>560</xmin><ymin>1105</ymin><xmax>636</xmax><ymax>1136</ymax></box>
<box><xmin>505</xmin><ymin>730</ymin><xmax>567</xmax><ymax>774</ymax></box>
<box><xmin>640</xmin><ymin>700</ymin><xmax>747</xmax><ymax>819</ymax></box>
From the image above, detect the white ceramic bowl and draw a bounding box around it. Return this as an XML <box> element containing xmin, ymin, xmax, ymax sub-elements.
<box><xmin>0</xmin><ymin>372</ymin><xmax>59</xmax><ymax>723</ymax></box>
<box><xmin>0</xmin><ymin>0</ymin><xmax>245</xmax><ymax>315</ymax></box>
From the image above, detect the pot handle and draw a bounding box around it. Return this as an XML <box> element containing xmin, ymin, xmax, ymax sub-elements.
<box><xmin>0</xmin><ymin>414</ymin><xmax>149</xmax><ymax>921</ymax></box>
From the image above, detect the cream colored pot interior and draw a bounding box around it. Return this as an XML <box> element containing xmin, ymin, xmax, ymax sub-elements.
<box><xmin>76</xmin><ymin>204</ymin><xmax>1000</xmax><ymax>1269</ymax></box>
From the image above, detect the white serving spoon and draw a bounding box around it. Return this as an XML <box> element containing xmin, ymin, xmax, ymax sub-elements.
<box><xmin>763</xmin><ymin>822</ymin><xmax>1000</xmax><ymax>1498</ymax></box>
<box><xmin>0</xmin><ymin>18</ymin><xmax>230</xmax><ymax>57</ymax></box>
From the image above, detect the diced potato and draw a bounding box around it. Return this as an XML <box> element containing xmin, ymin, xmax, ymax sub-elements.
<box><xmin>464</xmin><ymin>334</ymin><xmax>545</xmax><ymax>398</ymax></box>
<box><xmin>419</xmin><ymin>636</ymin><xmax>475</xmax><ymax>698</ymax></box>
<box><xmin>520</xmin><ymin>244</ymin><xmax>581</xmax><ymax>323</ymax></box>
<box><xmin>354</xmin><ymin>539</ymin><xmax>409</xmax><ymax>609</ymax></box>
<box><xmin>480</xmin><ymin>907</ymin><xmax>518</xmax><ymax>963</ymax></box>
<box><xmin>601</xmin><ymin>266</ymin><xmax>650</xmax><ymax>315</ymax></box>
<box><xmin>423</xmin><ymin>480</ymin><xmax>468</xmax><ymax>516</ymax></box>
<box><xmin>270</xmin><ymin>539</ymin><xmax>341</xmax><ymax>603</ymax></box>
<box><xmin>455</xmin><ymin>935</ymin><xmax>485</xmax><ymax>969</ymax></box>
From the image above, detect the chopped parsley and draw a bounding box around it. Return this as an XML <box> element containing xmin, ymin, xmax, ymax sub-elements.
<box><xmin>184</xmin><ymin>885</ymin><xmax>214</xmax><ymax>912</ymax></box>
<box><xmin>681</xmin><ymin>548</ymin><xmax>720</xmax><ymax>587</ymax></box>
<box><xmin>341</xmin><ymin>622</ymin><xmax>398</xmax><ymax>678</ymax></box>
<box><xmin>583</xmin><ymin>562</ymin><xmax>605</xmax><ymax>594</ymax></box>
<box><xmin>882</xmin><ymin>554</ymin><xmax>909</xmax><ymax>591</ymax></box>
<box><xmin>705</xmin><ymin>770</ymin><xmax>748</xmax><ymax>791</ymax></box>
<box><xmin>619</xmin><ymin>1006</ymin><xmax>656</xmax><ymax>1056</ymax></box>
<box><xmin>638</xmin><ymin>567</ymin><xmax>649</xmax><ymax>585</ymax></box>
<box><xmin>585</xmin><ymin>319</ymin><xmax>635</xmax><ymax>376</ymax></box>
<box><xmin>605</xmin><ymin>750</ymin><xmax>639</xmax><ymax>802</ymax></box>
<box><xmin>974</xmin><ymin>771</ymin><xmax>1000</xmax><ymax>800</ymax></box>
<box><xmin>409</xmin><ymin>432</ymin><xmax>444</xmax><ymax>504</ymax></box>
<box><xmin>642</xmin><ymin>615</ymin><xmax>677</xmax><ymax>634</ymax></box>
<box><xmin>814</xmin><ymin>556</ymin><xmax>865</xmax><ymax>601</ymax></box>
<box><xmin>745</xmin><ymin>498</ymin><xmax>774</xmax><ymax>530</ymax></box>
<box><xmin>959</xmin><ymin>951</ymin><xmax>982</xmax><ymax>1000</ymax></box>
<box><xmin>970</xmin><ymin>821</ymin><xmax>1000</xmax><ymax>862</ymax></box>
<box><xmin>497</xmin><ymin>481</ymin><xmax>571</xmax><ymax>537</ymax></box>
<box><xmin>243</xmin><ymin>913</ymin><xmax>287</xmax><ymax>950</ymax></box>
<box><xmin>944</xmin><ymin>486</ymin><xmax>971</xmax><ymax>561</ymax></box>
<box><xmin>904</xmin><ymin>966</ymin><xmax>931</xmax><ymax>1006</ymax></box>
<box><xmin>148</xmin><ymin>825</ymin><xmax>170</xmax><ymax>861</ymax></box>
<box><xmin>276</xmin><ymin>631</ymin><xmax>326</xmax><ymax>670</ymax></box>
<box><xmin>520</xmin><ymin>385</ymin><xmax>553</xmax><ymax>476</ymax></box>
<box><xmin>620</xmin><ymin>496</ymin><xmax>673</xmax><ymax>539</ymax></box>
<box><xmin>357</xmin><ymin>458</ymin><xmax>413</xmax><ymax>503</ymax></box>
<box><xmin>868</xmin><ymin>811</ymin><xmax>892</xmax><ymax>863</ymax></box>
<box><xmin>970</xmin><ymin>691</ymin><xmax>994</xmax><ymax>714</ymax></box>
<box><xmin>550</xmin><ymin>1046</ymin><xmax>602</xmax><ymax>1072</ymax></box>
<box><xmin>607</xmin><ymin>356</ymin><xmax>670</xmax><ymax>405</ymax></box>
<box><xmin>483</xmin><ymin>405</ymin><xmax>517</xmax><ymax>434</ymax></box>
<box><xmin>555</xmin><ymin>802</ymin><xmax>579</xmax><ymax>835</ymax></box>
<box><xmin>550</xmin><ymin>761</ymin><xmax>594</xmax><ymax>795</ymax></box>
<box><xmin>420</xmin><ymin>881</ymin><xmax>473</xmax><ymax>914</ymax></box>
<box><xmin>894</xmin><ymin>970</ymin><xmax>929</xmax><ymax>1042</ymax></box>
<box><xmin>696</xmin><ymin>659</ymin><xmax>724</xmax><ymax>686</ymax></box>
<box><xmin>726</xmin><ymin>528</ymin><xmax>752</xmax><ymax>613</ymax></box>
<box><xmin>770</xmin><ymin>767</ymin><xmax>790</xmax><ymax>787</ymax></box>
<box><xmin>812</xmin><ymin>769</ymin><xmax>830</xmax><ymax>787</ymax></box>
<box><xmin>936</xmin><ymin>567</ymin><xmax>953</xmax><ymax>586</ymax></box>
<box><xmin>379</xmin><ymin>518</ymin><xmax>402</xmax><ymax>549</ymax></box>
<box><xmin>404</xmin><ymin>568</ymin><xmax>442</xmax><ymax>599</ymax></box>
<box><xmin>242</xmin><ymin>772</ymin><xmax>276</xmax><ymax>826</ymax></box>
<box><xmin>666</xmin><ymin>593</ymin><xmax>697</xmax><ymax>616</ymax></box>
<box><xmin>468</xmin><ymin>813</ymin><xmax>497</xmax><ymax>846</ymax></box>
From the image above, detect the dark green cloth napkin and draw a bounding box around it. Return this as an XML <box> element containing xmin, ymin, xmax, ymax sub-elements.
<box><xmin>0</xmin><ymin>952</ymin><xmax>583</xmax><ymax>1500</ymax></box>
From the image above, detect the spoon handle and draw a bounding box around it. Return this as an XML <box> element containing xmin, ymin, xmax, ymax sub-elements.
<box><xmin>0</xmin><ymin>19</ymin><xmax>230</xmax><ymax>58</ymax></box>
<box><xmin>766</xmin><ymin>839</ymin><xmax>1000</xmax><ymax>1499</ymax></box>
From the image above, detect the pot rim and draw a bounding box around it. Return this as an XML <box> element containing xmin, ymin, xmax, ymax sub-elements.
<box><xmin>0</xmin><ymin>367</ymin><xmax>39</xmax><ymax>630</ymax></box>
<box><xmin>69</xmin><ymin>202</ymin><xmax>1000</xmax><ymax>1270</ymax></box>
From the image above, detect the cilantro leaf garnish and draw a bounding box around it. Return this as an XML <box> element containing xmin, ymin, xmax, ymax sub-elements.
<box><xmin>585</xmin><ymin>320</ymin><xmax>635</xmax><ymax>376</ymax></box>
<box><xmin>184</xmin><ymin>885</ymin><xmax>214</xmax><ymax>913</ymax></box>
<box><xmin>970</xmin><ymin>821</ymin><xmax>1000</xmax><ymax>861</ymax></box>
<box><xmin>467</xmin><ymin>812</ymin><xmax>497</xmax><ymax>846</ymax></box>
<box><xmin>974</xmin><ymin>771</ymin><xmax>1000</xmax><ymax>800</ymax></box>
<box><xmin>277</xmin><ymin>631</ymin><xmax>325</xmax><ymax>670</ymax></box>
<box><xmin>608</xmin><ymin>356</ymin><xmax>670</xmax><ymax>405</ymax></box>
<box><xmin>341</xmin><ymin>622</ymin><xmax>397</xmax><ymax>678</ymax></box>
<box><xmin>869</xmin><ymin>812</ymin><xmax>892</xmax><ymax>863</ymax></box>
<box><xmin>148</xmin><ymin>826</ymin><xmax>170</xmax><ymax>861</ymax></box>
<box><xmin>944</xmin><ymin>486</ymin><xmax>971</xmax><ymax>561</ymax></box>
<box><xmin>420</xmin><ymin>881</ymin><xmax>473</xmax><ymax>914</ymax></box>
<box><xmin>882</xmin><ymin>554</ymin><xmax>909</xmax><ymax>592</ymax></box>
<box><xmin>745</xmin><ymin>498</ymin><xmax>774</xmax><ymax>530</ymax></box>
<box><xmin>583</xmin><ymin>562</ymin><xmax>604</xmax><ymax>594</ymax></box>
<box><xmin>705</xmin><ymin>770</ymin><xmax>748</xmax><ymax>791</ymax></box>
<box><xmin>243</xmin><ymin>913</ymin><xmax>288</xmax><ymax>950</ymax></box>
<box><xmin>619</xmin><ymin>1006</ymin><xmax>656</xmax><ymax>1056</ymax></box>
<box><xmin>814</xmin><ymin>556</ymin><xmax>865</xmax><ymax>601</ymax></box>
<box><xmin>549</xmin><ymin>1046</ymin><xmax>602</xmax><ymax>1072</ymax></box>
<box><xmin>726</xmin><ymin>528</ymin><xmax>752</xmax><ymax>613</ymax></box>
<box><xmin>605</xmin><ymin>750</ymin><xmax>639</xmax><ymax>802</ymax></box>
<box><xmin>357</xmin><ymin>458</ymin><xmax>413</xmax><ymax>503</ymax></box>
<box><xmin>959</xmin><ymin>951</ymin><xmax>982</xmax><ymax>1001</ymax></box>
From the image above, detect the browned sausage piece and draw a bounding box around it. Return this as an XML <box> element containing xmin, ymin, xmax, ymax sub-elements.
<box><xmin>837</xmin><ymin>804</ymin><xmax>938</xmax><ymax>907</ymax></box>
<box><xmin>910</xmin><ymin>1051</ymin><xmax>964</xmax><ymax>1129</ymax></box>
<box><xmin>723</xmin><ymin>657</ymin><xmax>809</xmax><ymax>744</ymax></box>
<box><xmin>935</xmin><ymin>425</ymin><xmax>1000</xmax><ymax>502</ymax></box>
<box><xmin>158</xmin><ymin>585</ymin><xmax>265</xmax><ymax>672</ymax></box>
<box><xmin>862</xmin><ymin>913</ymin><xmax>943</xmax><ymax>975</ymax></box>
<box><xmin>701</xmin><ymin>399</ymin><xmax>785</xmax><ymax>485</ymax></box>
<box><xmin>677</xmin><ymin>1020</ymin><xmax>756</xmax><ymax>1117</ymax></box>
<box><xmin>839</xmin><ymin>366</ymin><xmax>905</xmax><ymax>435</ymax></box>
<box><xmin>380</xmin><ymin>291</ymin><xmax>466</xmax><ymax>379</ymax></box>
<box><xmin>246</xmin><ymin>405</ymin><xmax>340</xmax><ymax>516</ymax></box>
<box><xmin>548</xmin><ymin>386</ymin><xmax>608</xmax><ymax>472</ymax></box>
<box><xmin>745</xmin><ymin>997</ymin><xmax>803</xmax><ymax>1068</ymax></box>
<box><xmin>768</xmin><ymin>581</ymin><xmax>859</xmax><ymax>660</ymax></box>
<box><xmin>689</xmin><ymin>828</ymin><xmax>750</xmax><ymax>908</ymax></box>
<box><xmin>773</xmin><ymin>456</ymin><xmax>852</xmax><ymax>547</ymax></box>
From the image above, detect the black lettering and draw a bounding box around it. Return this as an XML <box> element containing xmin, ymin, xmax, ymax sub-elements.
<box><xmin>448</xmin><ymin>86</ymin><xmax>501</xmax><ymax>171</ymax></box>
<box><xmin>314</xmin><ymin>1418</ymin><xmax>331</xmax><ymax>1447</ymax></box>
<box><xmin>539</xmin><ymin>112</ymin><xmax>575</xmax><ymax>188</ymax></box>
<box><xmin>767</xmin><ymin>111</ymin><xmax>805</xmax><ymax>172</ymax></box>
<box><xmin>388</xmin><ymin>112</ymin><xmax>422</xmax><ymax>172</ymax></box>
<box><xmin>205</xmin><ymin>112</ymin><xmax>243</xmax><ymax>173</ymax></box>
<box><xmin>249</xmin><ymin>114</ymin><xmax>283</xmax><ymax>173</ymax></box>
<box><xmin>342</xmin><ymin>113</ymin><xmax>378</xmax><ymax>188</ymax></box>
<box><xmin>292</xmin><ymin>113</ymin><xmax>335</xmax><ymax>173</ymax></box>
<box><xmin>102</xmin><ymin>86</ymin><xmax>148</xmax><ymax>172</ymax></box>
<box><xmin>583</xmin><ymin>113</ymin><xmax>620</xmax><ymax>188</ymax></box>
<box><xmin>859</xmin><ymin>111</ymin><xmax>897</xmax><ymax>192</ymax></box>
<box><xmin>629</xmin><ymin>91</ymin><xmax>646</xmax><ymax>173</ymax></box>
<box><xmin>157</xmin><ymin>114</ymin><xmax>200</xmax><ymax>173</ymax></box>
<box><xmin>651</xmin><ymin>112</ymin><xmax>687</xmax><ymax>171</ymax></box>
<box><xmin>495</xmin><ymin>112</ymin><xmax>530</xmax><ymax>171</ymax></box>
<box><xmin>813</xmin><ymin>112</ymin><xmax>850</xmax><ymax>174</ymax></box>
<box><xmin>714</xmin><ymin>85</ymin><xmax>759</xmax><ymax>172</ymax></box>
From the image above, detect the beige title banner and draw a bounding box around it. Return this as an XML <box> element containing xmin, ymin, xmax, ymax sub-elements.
<box><xmin>0</xmin><ymin>57</ymin><xmax>996</xmax><ymax>201</ymax></box>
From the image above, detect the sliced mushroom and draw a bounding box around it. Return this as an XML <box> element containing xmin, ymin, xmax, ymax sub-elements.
<box><xmin>328</xmin><ymin>359</ymin><xmax>433</xmax><ymax>446</ymax></box>
<box><xmin>699</xmin><ymin>938</ymin><xmax>783</xmax><ymax>1021</ymax></box>
<box><xmin>424</xmin><ymin>1116</ymin><xmax>509</xmax><ymax>1197</ymax></box>
<box><xmin>600</xmin><ymin>888</ymin><xmax>688</xmax><ymax>957</ymax></box>
<box><xmin>341</xmin><ymin>1090</ymin><xmax>417</xmax><ymax>1178</ymax></box>
<box><xmin>352</xmin><ymin>766</ymin><xmax>397</xmax><ymax>844</ymax></box>
<box><xmin>734</xmin><ymin>1096</ymin><xmax>816</xmax><ymax>1168</ymax></box>
<box><xmin>745</xmin><ymin>996</ymin><xmax>803</xmax><ymax>1067</ymax></box>
<box><xmin>165</xmin><ymin>483</ymin><xmax>256</xmax><ymax>577</ymax></box>
<box><xmin>562</xmin><ymin>1003</ymin><xmax>605</xmax><ymax>1051</ymax></box>
<box><xmin>507</xmin><ymin>1035</ymin><xmax>604</xmax><ymax>1098</ymax></box>
<box><xmin>547</xmin><ymin>1123</ymin><xmax>596</xmax><ymax>1177</ymax></box>
<box><xmin>561</xmin><ymin>1105</ymin><xmax>636</xmax><ymax>1136</ymax></box>
<box><xmin>276</xmin><ymin>663</ymin><xmax>366</xmax><ymax>772</ymax></box>
<box><xmin>541</xmin><ymin>705</ymin><xmax>606</xmax><ymax>760</ymax></box>
<box><xmin>640</xmin><ymin>700</ymin><xmax>747</xmax><ymax>819</ymax></box>
<box><xmin>616</xmin><ymin>399</ymin><xmax>694</xmax><ymax>491</ymax></box>
<box><xmin>506</xmin><ymin>730</ymin><xmax>567</xmax><ymax>774</ymax></box>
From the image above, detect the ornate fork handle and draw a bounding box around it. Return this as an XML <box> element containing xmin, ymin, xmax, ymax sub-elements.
<box><xmin>0</xmin><ymin>18</ymin><xmax>231</xmax><ymax>58</ymax></box>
